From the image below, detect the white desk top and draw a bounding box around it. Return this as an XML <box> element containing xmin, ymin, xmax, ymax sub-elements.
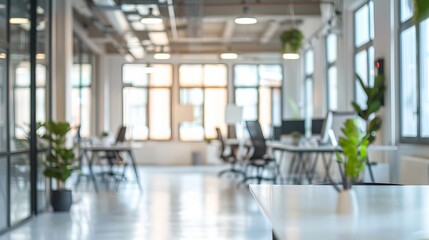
<box><xmin>80</xmin><ymin>142</ymin><xmax>143</xmax><ymax>151</ymax></box>
<box><xmin>225</xmin><ymin>139</ymin><xmax>397</xmax><ymax>153</ymax></box>
<box><xmin>250</xmin><ymin>185</ymin><xmax>429</xmax><ymax>240</ymax></box>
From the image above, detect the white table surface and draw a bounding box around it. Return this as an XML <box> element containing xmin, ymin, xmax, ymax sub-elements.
<box><xmin>80</xmin><ymin>142</ymin><xmax>143</xmax><ymax>151</ymax></box>
<box><xmin>225</xmin><ymin>139</ymin><xmax>398</xmax><ymax>152</ymax></box>
<box><xmin>250</xmin><ymin>185</ymin><xmax>429</xmax><ymax>240</ymax></box>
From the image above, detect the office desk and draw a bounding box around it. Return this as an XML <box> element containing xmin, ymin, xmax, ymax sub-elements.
<box><xmin>225</xmin><ymin>139</ymin><xmax>397</xmax><ymax>184</ymax></box>
<box><xmin>250</xmin><ymin>185</ymin><xmax>429</xmax><ymax>240</ymax></box>
<box><xmin>78</xmin><ymin>143</ymin><xmax>143</xmax><ymax>192</ymax></box>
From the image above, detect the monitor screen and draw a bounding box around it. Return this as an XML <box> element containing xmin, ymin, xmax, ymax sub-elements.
<box><xmin>282</xmin><ymin>120</ymin><xmax>305</xmax><ymax>135</ymax></box>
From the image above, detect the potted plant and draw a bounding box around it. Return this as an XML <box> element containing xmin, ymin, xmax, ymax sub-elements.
<box><xmin>414</xmin><ymin>0</ymin><xmax>429</xmax><ymax>22</ymax></box>
<box><xmin>290</xmin><ymin>131</ymin><xmax>302</xmax><ymax>146</ymax></box>
<box><xmin>38</xmin><ymin>121</ymin><xmax>76</xmax><ymax>212</ymax></box>
<box><xmin>280</xmin><ymin>28</ymin><xmax>304</xmax><ymax>55</ymax></box>
<box><xmin>351</xmin><ymin>74</ymin><xmax>385</xmax><ymax>144</ymax></box>
<box><xmin>100</xmin><ymin>131</ymin><xmax>110</xmax><ymax>144</ymax></box>
<box><xmin>334</xmin><ymin>119</ymin><xmax>369</xmax><ymax>214</ymax></box>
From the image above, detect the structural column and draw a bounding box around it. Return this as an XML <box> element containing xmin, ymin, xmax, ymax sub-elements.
<box><xmin>51</xmin><ymin>0</ymin><xmax>73</xmax><ymax>122</ymax></box>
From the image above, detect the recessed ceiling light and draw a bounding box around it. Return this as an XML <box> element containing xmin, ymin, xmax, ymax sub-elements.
<box><xmin>0</xmin><ymin>53</ymin><xmax>6</xmax><ymax>59</ymax></box>
<box><xmin>142</xmin><ymin>40</ymin><xmax>152</xmax><ymax>46</ymax></box>
<box><xmin>235</xmin><ymin>6</ymin><xmax>257</xmax><ymax>25</ymax></box>
<box><xmin>220</xmin><ymin>52</ymin><xmax>238</xmax><ymax>60</ymax></box>
<box><xmin>235</xmin><ymin>17</ymin><xmax>257</xmax><ymax>25</ymax></box>
<box><xmin>10</xmin><ymin>18</ymin><xmax>29</xmax><ymax>24</ymax></box>
<box><xmin>282</xmin><ymin>53</ymin><xmax>300</xmax><ymax>60</ymax></box>
<box><xmin>125</xmin><ymin>54</ymin><xmax>134</xmax><ymax>62</ymax></box>
<box><xmin>36</xmin><ymin>53</ymin><xmax>45</xmax><ymax>60</ymax></box>
<box><xmin>154</xmin><ymin>53</ymin><xmax>171</xmax><ymax>60</ymax></box>
<box><xmin>141</xmin><ymin>8</ymin><xmax>163</xmax><ymax>24</ymax></box>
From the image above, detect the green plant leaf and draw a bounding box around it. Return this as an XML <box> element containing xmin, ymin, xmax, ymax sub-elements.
<box><xmin>414</xmin><ymin>0</ymin><xmax>429</xmax><ymax>22</ymax></box>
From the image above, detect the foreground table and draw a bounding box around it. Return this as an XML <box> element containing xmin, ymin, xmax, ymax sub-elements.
<box><xmin>250</xmin><ymin>185</ymin><xmax>429</xmax><ymax>240</ymax></box>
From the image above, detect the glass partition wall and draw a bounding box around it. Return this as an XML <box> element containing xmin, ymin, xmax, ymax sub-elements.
<box><xmin>0</xmin><ymin>0</ymin><xmax>51</xmax><ymax>233</ymax></box>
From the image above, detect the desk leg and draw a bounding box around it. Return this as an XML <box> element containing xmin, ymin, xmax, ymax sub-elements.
<box><xmin>307</xmin><ymin>153</ymin><xmax>319</xmax><ymax>183</ymax></box>
<box><xmin>287</xmin><ymin>153</ymin><xmax>297</xmax><ymax>184</ymax></box>
<box><xmin>128</xmin><ymin>150</ymin><xmax>143</xmax><ymax>192</ymax></box>
<box><xmin>366</xmin><ymin>157</ymin><xmax>375</xmax><ymax>183</ymax></box>
<box><xmin>322</xmin><ymin>153</ymin><xmax>336</xmax><ymax>184</ymax></box>
<box><xmin>75</xmin><ymin>150</ymin><xmax>84</xmax><ymax>188</ymax></box>
<box><xmin>277</xmin><ymin>151</ymin><xmax>286</xmax><ymax>184</ymax></box>
<box><xmin>87</xmin><ymin>151</ymin><xmax>99</xmax><ymax>192</ymax></box>
<box><xmin>272</xmin><ymin>230</ymin><xmax>279</xmax><ymax>240</ymax></box>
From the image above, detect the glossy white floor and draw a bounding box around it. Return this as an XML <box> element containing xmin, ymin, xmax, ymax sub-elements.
<box><xmin>0</xmin><ymin>166</ymin><xmax>272</xmax><ymax>240</ymax></box>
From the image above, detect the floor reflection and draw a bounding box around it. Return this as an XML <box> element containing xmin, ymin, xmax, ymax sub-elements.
<box><xmin>0</xmin><ymin>166</ymin><xmax>272</xmax><ymax>240</ymax></box>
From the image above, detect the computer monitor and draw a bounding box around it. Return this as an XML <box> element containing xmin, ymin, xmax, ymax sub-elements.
<box><xmin>281</xmin><ymin>120</ymin><xmax>305</xmax><ymax>135</ymax></box>
<box><xmin>319</xmin><ymin>111</ymin><xmax>333</xmax><ymax>144</ymax></box>
<box><xmin>312</xmin><ymin>119</ymin><xmax>325</xmax><ymax>135</ymax></box>
<box><xmin>331</xmin><ymin>111</ymin><xmax>356</xmax><ymax>138</ymax></box>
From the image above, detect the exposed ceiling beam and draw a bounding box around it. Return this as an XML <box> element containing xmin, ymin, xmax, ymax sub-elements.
<box><xmin>260</xmin><ymin>21</ymin><xmax>279</xmax><ymax>44</ymax></box>
<box><xmin>222</xmin><ymin>20</ymin><xmax>235</xmax><ymax>39</ymax></box>
<box><xmin>73</xmin><ymin>19</ymin><xmax>104</xmax><ymax>54</ymax></box>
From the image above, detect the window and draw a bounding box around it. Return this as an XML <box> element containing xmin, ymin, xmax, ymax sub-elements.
<box><xmin>304</xmin><ymin>49</ymin><xmax>314</xmax><ymax>135</ymax></box>
<box><xmin>399</xmin><ymin>0</ymin><xmax>429</xmax><ymax>142</ymax></box>
<box><xmin>72</xmin><ymin>38</ymin><xmax>93</xmax><ymax>137</ymax></box>
<box><xmin>354</xmin><ymin>1</ymin><xmax>374</xmax><ymax>108</ymax></box>
<box><xmin>122</xmin><ymin>64</ymin><xmax>172</xmax><ymax>140</ymax></box>
<box><xmin>179</xmin><ymin>64</ymin><xmax>227</xmax><ymax>141</ymax></box>
<box><xmin>234</xmin><ymin>64</ymin><xmax>282</xmax><ymax>137</ymax></box>
<box><xmin>326</xmin><ymin>33</ymin><xmax>338</xmax><ymax>111</ymax></box>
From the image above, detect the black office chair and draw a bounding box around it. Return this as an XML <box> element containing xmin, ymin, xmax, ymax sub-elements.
<box><xmin>240</xmin><ymin>121</ymin><xmax>278</xmax><ymax>185</ymax></box>
<box><xmin>99</xmin><ymin>126</ymin><xmax>128</xmax><ymax>188</ymax></box>
<box><xmin>216</xmin><ymin>128</ymin><xmax>244</xmax><ymax>178</ymax></box>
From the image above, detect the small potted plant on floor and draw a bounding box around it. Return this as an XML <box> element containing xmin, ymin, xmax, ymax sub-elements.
<box><xmin>334</xmin><ymin>119</ymin><xmax>369</xmax><ymax>214</ymax></box>
<box><xmin>38</xmin><ymin>121</ymin><xmax>76</xmax><ymax>212</ymax></box>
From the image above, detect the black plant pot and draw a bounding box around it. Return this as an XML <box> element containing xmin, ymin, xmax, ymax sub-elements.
<box><xmin>51</xmin><ymin>190</ymin><xmax>72</xmax><ymax>212</ymax></box>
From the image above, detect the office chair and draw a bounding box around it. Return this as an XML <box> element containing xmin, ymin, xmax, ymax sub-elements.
<box><xmin>240</xmin><ymin>121</ymin><xmax>278</xmax><ymax>185</ymax></box>
<box><xmin>99</xmin><ymin>126</ymin><xmax>128</xmax><ymax>188</ymax></box>
<box><xmin>216</xmin><ymin>128</ymin><xmax>244</xmax><ymax>178</ymax></box>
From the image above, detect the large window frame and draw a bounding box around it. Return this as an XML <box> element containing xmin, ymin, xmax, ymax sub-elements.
<box><xmin>398</xmin><ymin>0</ymin><xmax>429</xmax><ymax>143</ymax></box>
<box><xmin>326</xmin><ymin>33</ymin><xmax>338</xmax><ymax>111</ymax></box>
<box><xmin>233</xmin><ymin>64</ymin><xmax>283</xmax><ymax>137</ymax></box>
<box><xmin>178</xmin><ymin>63</ymin><xmax>228</xmax><ymax>141</ymax></box>
<box><xmin>304</xmin><ymin>49</ymin><xmax>314</xmax><ymax>136</ymax></box>
<box><xmin>353</xmin><ymin>0</ymin><xmax>375</xmax><ymax>108</ymax></box>
<box><xmin>121</xmin><ymin>63</ymin><xmax>173</xmax><ymax>141</ymax></box>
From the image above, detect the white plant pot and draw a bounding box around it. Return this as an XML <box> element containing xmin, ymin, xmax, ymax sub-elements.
<box><xmin>336</xmin><ymin>189</ymin><xmax>358</xmax><ymax>215</ymax></box>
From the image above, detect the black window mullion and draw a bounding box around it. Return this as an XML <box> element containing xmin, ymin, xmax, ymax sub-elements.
<box><xmin>416</xmin><ymin>21</ymin><xmax>422</xmax><ymax>141</ymax></box>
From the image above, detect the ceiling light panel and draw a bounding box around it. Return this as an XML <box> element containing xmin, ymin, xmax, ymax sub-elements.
<box><xmin>121</xmin><ymin>4</ymin><xmax>137</xmax><ymax>12</ymax></box>
<box><xmin>154</xmin><ymin>53</ymin><xmax>171</xmax><ymax>60</ymax></box>
<box><xmin>142</xmin><ymin>40</ymin><xmax>152</xmax><ymax>46</ymax></box>
<box><xmin>127</xmin><ymin>14</ymin><xmax>141</xmax><ymax>22</ymax></box>
<box><xmin>92</xmin><ymin>0</ymin><xmax>116</xmax><ymax>7</ymax></box>
<box><xmin>129</xmin><ymin>46</ymin><xmax>145</xmax><ymax>59</ymax></box>
<box><xmin>149</xmin><ymin>32</ymin><xmax>169</xmax><ymax>45</ymax></box>
<box><xmin>131</xmin><ymin>21</ymin><xmax>146</xmax><ymax>31</ymax></box>
<box><xmin>144</xmin><ymin>23</ymin><xmax>165</xmax><ymax>31</ymax></box>
<box><xmin>136</xmin><ymin>5</ymin><xmax>160</xmax><ymax>16</ymax></box>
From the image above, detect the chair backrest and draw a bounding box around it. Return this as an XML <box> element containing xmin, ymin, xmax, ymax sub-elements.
<box><xmin>215</xmin><ymin>127</ymin><xmax>226</xmax><ymax>157</ymax></box>
<box><xmin>115</xmin><ymin>126</ymin><xmax>127</xmax><ymax>143</ymax></box>
<box><xmin>246</xmin><ymin>121</ymin><xmax>267</xmax><ymax>160</ymax></box>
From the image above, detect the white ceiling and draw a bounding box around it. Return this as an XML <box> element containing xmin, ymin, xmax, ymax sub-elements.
<box><xmin>74</xmin><ymin>0</ymin><xmax>334</xmax><ymax>58</ymax></box>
